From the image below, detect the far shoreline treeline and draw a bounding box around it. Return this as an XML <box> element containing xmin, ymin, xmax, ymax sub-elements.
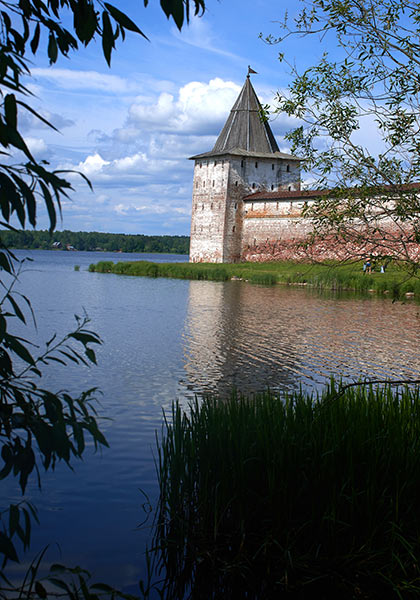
<box><xmin>0</xmin><ymin>229</ymin><xmax>190</xmax><ymax>254</ymax></box>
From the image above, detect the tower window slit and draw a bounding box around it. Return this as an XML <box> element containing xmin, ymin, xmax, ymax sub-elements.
<box><xmin>255</xmin><ymin>162</ymin><xmax>258</xmax><ymax>168</ymax></box>
<box><xmin>288</xmin><ymin>185</ymin><xmax>291</xmax><ymax>191</ymax></box>
<box><xmin>232</xmin><ymin>226</ymin><xmax>236</xmax><ymax>232</ymax></box>
<box><xmin>235</xmin><ymin>181</ymin><xmax>238</xmax><ymax>187</ymax></box>
<box><xmin>252</xmin><ymin>183</ymin><xmax>256</xmax><ymax>189</ymax></box>
<box><xmin>212</xmin><ymin>180</ymin><xmax>215</xmax><ymax>187</ymax></box>
<box><xmin>271</xmin><ymin>184</ymin><xmax>274</xmax><ymax>190</ymax></box>
<box><xmin>241</xmin><ymin>160</ymin><xmax>244</xmax><ymax>168</ymax></box>
<box><xmin>272</xmin><ymin>164</ymin><xmax>274</xmax><ymax>170</ymax></box>
<box><xmin>286</xmin><ymin>164</ymin><xmax>290</xmax><ymax>172</ymax></box>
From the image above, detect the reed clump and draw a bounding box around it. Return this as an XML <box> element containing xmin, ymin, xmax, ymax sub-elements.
<box><xmin>154</xmin><ymin>382</ymin><xmax>420</xmax><ymax>599</ymax></box>
<box><xmin>89</xmin><ymin>259</ymin><xmax>420</xmax><ymax>298</ymax></box>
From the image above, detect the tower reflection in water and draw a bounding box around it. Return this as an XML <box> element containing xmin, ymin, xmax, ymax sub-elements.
<box><xmin>181</xmin><ymin>280</ymin><xmax>420</xmax><ymax>398</ymax></box>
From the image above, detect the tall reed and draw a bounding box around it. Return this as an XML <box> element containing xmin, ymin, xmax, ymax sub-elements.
<box><xmin>154</xmin><ymin>382</ymin><xmax>420</xmax><ymax>598</ymax></box>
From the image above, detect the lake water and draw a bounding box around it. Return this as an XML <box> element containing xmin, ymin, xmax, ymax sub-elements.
<box><xmin>4</xmin><ymin>249</ymin><xmax>420</xmax><ymax>594</ymax></box>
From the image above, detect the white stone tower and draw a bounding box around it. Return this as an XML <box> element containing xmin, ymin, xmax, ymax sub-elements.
<box><xmin>189</xmin><ymin>74</ymin><xmax>301</xmax><ymax>263</ymax></box>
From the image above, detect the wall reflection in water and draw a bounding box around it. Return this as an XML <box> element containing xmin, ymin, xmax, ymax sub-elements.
<box><xmin>181</xmin><ymin>281</ymin><xmax>420</xmax><ymax>397</ymax></box>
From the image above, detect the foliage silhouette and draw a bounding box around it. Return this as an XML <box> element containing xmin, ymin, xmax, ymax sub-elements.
<box><xmin>0</xmin><ymin>0</ymin><xmax>206</xmax><ymax>596</ymax></box>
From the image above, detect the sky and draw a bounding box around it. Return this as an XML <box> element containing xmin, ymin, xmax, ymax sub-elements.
<box><xmin>20</xmin><ymin>0</ymin><xmax>340</xmax><ymax>236</ymax></box>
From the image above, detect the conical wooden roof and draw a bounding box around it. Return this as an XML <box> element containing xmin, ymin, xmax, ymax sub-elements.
<box><xmin>190</xmin><ymin>75</ymin><xmax>300</xmax><ymax>161</ymax></box>
<box><xmin>213</xmin><ymin>75</ymin><xmax>279</xmax><ymax>154</ymax></box>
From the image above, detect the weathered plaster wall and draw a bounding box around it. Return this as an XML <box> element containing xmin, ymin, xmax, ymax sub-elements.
<box><xmin>189</xmin><ymin>157</ymin><xmax>302</xmax><ymax>263</ymax></box>
<box><xmin>190</xmin><ymin>159</ymin><xmax>229</xmax><ymax>263</ymax></box>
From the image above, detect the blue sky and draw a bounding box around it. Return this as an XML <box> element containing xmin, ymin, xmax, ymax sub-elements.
<box><xmin>21</xmin><ymin>0</ymin><xmax>337</xmax><ymax>235</ymax></box>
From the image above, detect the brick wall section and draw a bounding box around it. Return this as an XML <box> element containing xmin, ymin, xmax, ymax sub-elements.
<box><xmin>242</xmin><ymin>229</ymin><xmax>420</xmax><ymax>262</ymax></box>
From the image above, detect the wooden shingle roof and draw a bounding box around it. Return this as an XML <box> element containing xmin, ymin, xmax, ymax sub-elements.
<box><xmin>190</xmin><ymin>75</ymin><xmax>301</xmax><ymax>161</ymax></box>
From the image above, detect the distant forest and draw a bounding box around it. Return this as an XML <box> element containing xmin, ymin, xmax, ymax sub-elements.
<box><xmin>1</xmin><ymin>230</ymin><xmax>190</xmax><ymax>254</ymax></box>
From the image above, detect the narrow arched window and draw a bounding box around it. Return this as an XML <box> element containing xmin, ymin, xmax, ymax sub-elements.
<box><xmin>286</xmin><ymin>164</ymin><xmax>290</xmax><ymax>173</ymax></box>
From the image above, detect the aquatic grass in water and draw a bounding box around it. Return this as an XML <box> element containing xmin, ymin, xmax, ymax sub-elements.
<box><xmin>89</xmin><ymin>259</ymin><xmax>420</xmax><ymax>298</ymax></box>
<box><xmin>153</xmin><ymin>383</ymin><xmax>420</xmax><ymax>598</ymax></box>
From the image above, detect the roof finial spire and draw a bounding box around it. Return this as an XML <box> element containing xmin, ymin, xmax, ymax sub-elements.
<box><xmin>247</xmin><ymin>65</ymin><xmax>258</xmax><ymax>77</ymax></box>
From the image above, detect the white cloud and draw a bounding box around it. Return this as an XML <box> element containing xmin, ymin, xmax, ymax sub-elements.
<box><xmin>113</xmin><ymin>152</ymin><xmax>148</xmax><ymax>172</ymax></box>
<box><xmin>24</xmin><ymin>137</ymin><xmax>48</xmax><ymax>157</ymax></box>
<box><xmin>128</xmin><ymin>78</ymin><xmax>241</xmax><ymax>135</ymax></box>
<box><xmin>30</xmin><ymin>68</ymin><xmax>136</xmax><ymax>93</ymax></box>
<box><xmin>171</xmin><ymin>16</ymin><xmax>241</xmax><ymax>61</ymax></box>
<box><xmin>77</xmin><ymin>153</ymin><xmax>110</xmax><ymax>176</ymax></box>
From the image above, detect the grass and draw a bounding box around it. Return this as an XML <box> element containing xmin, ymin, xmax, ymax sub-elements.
<box><xmin>89</xmin><ymin>259</ymin><xmax>420</xmax><ymax>299</ymax></box>
<box><xmin>152</xmin><ymin>382</ymin><xmax>420</xmax><ymax>599</ymax></box>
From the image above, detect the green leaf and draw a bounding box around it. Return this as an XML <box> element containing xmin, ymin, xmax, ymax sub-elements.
<box><xmin>0</xmin><ymin>250</ymin><xmax>13</xmax><ymax>273</ymax></box>
<box><xmin>17</xmin><ymin>100</ymin><xmax>59</xmax><ymax>132</ymax></box>
<box><xmin>0</xmin><ymin>532</ymin><xmax>19</xmax><ymax>562</ymax></box>
<box><xmin>70</xmin><ymin>332</ymin><xmax>101</xmax><ymax>345</ymax></box>
<box><xmin>48</xmin><ymin>577</ymin><xmax>72</xmax><ymax>593</ymax></box>
<box><xmin>4</xmin><ymin>333</ymin><xmax>35</xmax><ymax>365</ymax></box>
<box><xmin>85</xmin><ymin>347</ymin><xmax>97</xmax><ymax>364</ymax></box>
<box><xmin>48</xmin><ymin>32</ymin><xmax>58</xmax><ymax>64</ymax></box>
<box><xmin>104</xmin><ymin>3</ymin><xmax>149</xmax><ymax>39</ymax></box>
<box><xmin>35</xmin><ymin>581</ymin><xmax>47</xmax><ymax>598</ymax></box>
<box><xmin>8</xmin><ymin>504</ymin><xmax>19</xmax><ymax>537</ymax></box>
<box><xmin>4</xmin><ymin>94</ymin><xmax>17</xmax><ymax>130</ymax></box>
<box><xmin>39</xmin><ymin>180</ymin><xmax>56</xmax><ymax>232</ymax></box>
<box><xmin>30</xmin><ymin>22</ymin><xmax>41</xmax><ymax>54</ymax></box>
<box><xmin>7</xmin><ymin>293</ymin><xmax>26</xmax><ymax>324</ymax></box>
<box><xmin>102</xmin><ymin>11</ymin><xmax>114</xmax><ymax>66</ymax></box>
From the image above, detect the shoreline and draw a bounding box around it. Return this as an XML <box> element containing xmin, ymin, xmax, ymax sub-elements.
<box><xmin>88</xmin><ymin>259</ymin><xmax>420</xmax><ymax>300</ymax></box>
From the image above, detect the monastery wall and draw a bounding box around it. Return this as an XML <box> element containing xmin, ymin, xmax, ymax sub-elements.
<box><xmin>241</xmin><ymin>199</ymin><xmax>315</xmax><ymax>249</ymax></box>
